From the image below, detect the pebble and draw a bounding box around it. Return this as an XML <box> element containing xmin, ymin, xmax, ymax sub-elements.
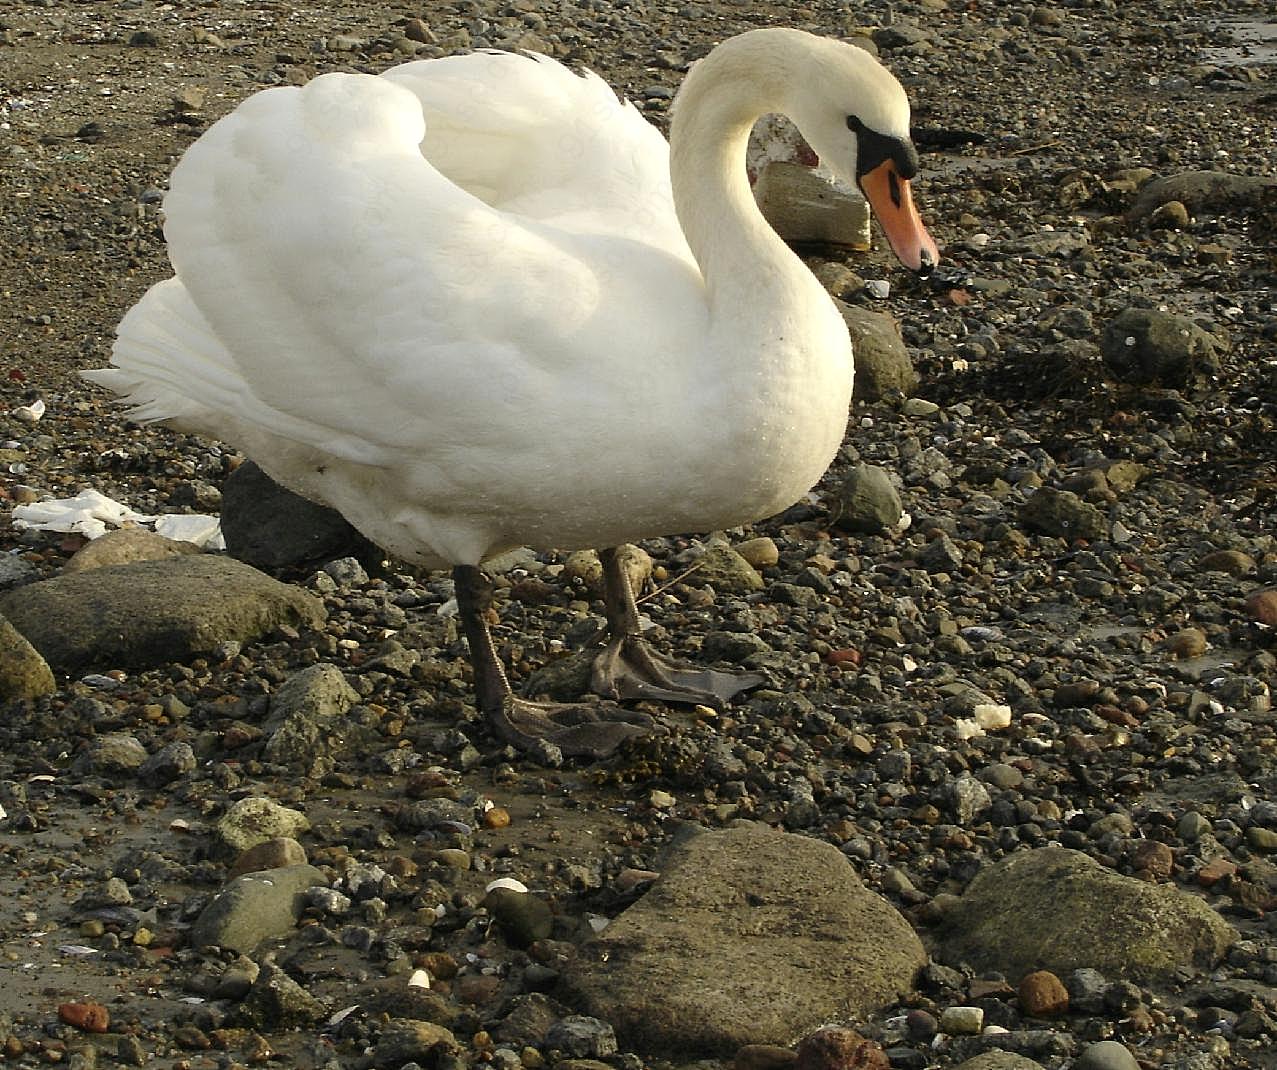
<box><xmin>215</xmin><ymin>796</ymin><xmax>311</xmax><ymax>854</ymax></box>
<box><xmin>485</xmin><ymin>887</ymin><xmax>553</xmax><ymax>948</ymax></box>
<box><xmin>1018</xmin><ymin>970</ymin><xmax>1069</xmax><ymax>1016</ymax></box>
<box><xmin>1072</xmin><ymin>1040</ymin><xmax>1140</xmax><ymax>1070</ymax></box>
<box><xmin>545</xmin><ymin>1016</ymin><xmax>618</xmax><ymax>1058</ymax></box>
<box><xmin>57</xmin><ymin>1002</ymin><xmax>109</xmax><ymax>1033</ymax></box>
<box><xmin>828</xmin><ymin>463</ymin><xmax>902</xmax><ymax>533</ymax></box>
<box><xmin>939</xmin><ymin>1006</ymin><xmax>984</xmax><ymax>1035</ymax></box>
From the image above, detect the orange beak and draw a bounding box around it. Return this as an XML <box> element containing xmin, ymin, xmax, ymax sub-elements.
<box><xmin>858</xmin><ymin>159</ymin><xmax>939</xmax><ymax>275</ymax></box>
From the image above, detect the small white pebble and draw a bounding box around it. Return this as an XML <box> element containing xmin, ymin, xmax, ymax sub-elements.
<box><xmin>407</xmin><ymin>969</ymin><xmax>431</xmax><ymax>989</ymax></box>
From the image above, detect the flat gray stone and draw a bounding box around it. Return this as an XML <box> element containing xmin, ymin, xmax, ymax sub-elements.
<box><xmin>0</xmin><ymin>555</ymin><xmax>325</xmax><ymax>672</ymax></box>
<box><xmin>562</xmin><ymin>823</ymin><xmax>925</xmax><ymax>1057</ymax></box>
<box><xmin>189</xmin><ymin>863</ymin><xmax>326</xmax><ymax>954</ymax></box>
<box><xmin>934</xmin><ymin>847</ymin><xmax>1237</xmax><ymax>985</ymax></box>
<box><xmin>1019</xmin><ymin>487</ymin><xmax>1108</xmax><ymax>541</ymax></box>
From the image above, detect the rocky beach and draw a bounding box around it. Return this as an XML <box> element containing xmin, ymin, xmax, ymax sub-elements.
<box><xmin>1</xmin><ymin>1</ymin><xmax>1276</xmax><ymax>1068</ymax></box>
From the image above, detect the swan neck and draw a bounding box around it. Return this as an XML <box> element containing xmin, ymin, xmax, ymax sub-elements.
<box><xmin>668</xmin><ymin>33</ymin><xmax>796</xmax><ymax>290</ymax></box>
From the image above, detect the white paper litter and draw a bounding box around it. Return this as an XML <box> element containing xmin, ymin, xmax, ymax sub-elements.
<box><xmin>11</xmin><ymin>488</ymin><xmax>151</xmax><ymax>539</ymax></box>
<box><xmin>10</xmin><ymin>488</ymin><xmax>225</xmax><ymax>548</ymax></box>
<box><xmin>154</xmin><ymin>512</ymin><xmax>225</xmax><ymax>549</ymax></box>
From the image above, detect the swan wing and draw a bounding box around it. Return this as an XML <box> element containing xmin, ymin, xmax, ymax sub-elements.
<box><xmin>121</xmin><ymin>60</ymin><xmax>704</xmax><ymax>465</ymax></box>
<box><xmin>383</xmin><ymin>50</ymin><xmax>689</xmax><ymax>250</ymax></box>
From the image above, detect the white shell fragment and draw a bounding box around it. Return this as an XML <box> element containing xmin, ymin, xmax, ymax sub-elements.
<box><xmin>12</xmin><ymin>398</ymin><xmax>45</xmax><ymax>422</ymax></box>
<box><xmin>972</xmin><ymin>703</ymin><xmax>1013</xmax><ymax>731</ymax></box>
<box><xmin>484</xmin><ymin>877</ymin><xmax>529</xmax><ymax>894</ymax></box>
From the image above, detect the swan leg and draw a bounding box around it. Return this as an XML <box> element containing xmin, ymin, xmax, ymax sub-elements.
<box><xmin>452</xmin><ymin>565</ymin><xmax>655</xmax><ymax>758</ymax></box>
<box><xmin>590</xmin><ymin>546</ymin><xmax>767</xmax><ymax>709</ymax></box>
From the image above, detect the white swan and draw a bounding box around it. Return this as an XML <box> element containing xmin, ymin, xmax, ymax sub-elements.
<box><xmin>86</xmin><ymin>28</ymin><xmax>938</xmax><ymax>758</ymax></box>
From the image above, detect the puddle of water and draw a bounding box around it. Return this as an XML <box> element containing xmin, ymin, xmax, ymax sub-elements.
<box><xmin>1203</xmin><ymin>19</ymin><xmax>1277</xmax><ymax>66</ymax></box>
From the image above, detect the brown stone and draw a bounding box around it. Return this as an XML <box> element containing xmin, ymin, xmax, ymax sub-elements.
<box><xmin>57</xmin><ymin>1002</ymin><xmax>110</xmax><ymax>1033</ymax></box>
<box><xmin>795</xmin><ymin>1026</ymin><xmax>889</xmax><ymax>1070</ymax></box>
<box><xmin>483</xmin><ymin>807</ymin><xmax>511</xmax><ymax>829</ymax></box>
<box><xmin>1245</xmin><ymin>589</ymin><xmax>1277</xmax><ymax>628</ymax></box>
<box><xmin>1017</xmin><ymin>969</ymin><xmax>1069</xmax><ymax>1017</ymax></box>
<box><xmin>1199</xmin><ymin>549</ymin><xmax>1255</xmax><ymax>575</ymax></box>
<box><xmin>228</xmin><ymin>837</ymin><xmax>307</xmax><ymax>879</ymax></box>
<box><xmin>1163</xmin><ymin>627</ymin><xmax>1208</xmax><ymax>659</ymax></box>
<box><xmin>1131</xmin><ymin>840</ymin><xmax>1175</xmax><ymax>881</ymax></box>
<box><xmin>1196</xmin><ymin>857</ymin><xmax>1238</xmax><ymax>887</ymax></box>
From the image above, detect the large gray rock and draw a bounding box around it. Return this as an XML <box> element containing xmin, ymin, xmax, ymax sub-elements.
<box><xmin>562</xmin><ymin>823</ymin><xmax>925</xmax><ymax>1057</ymax></box>
<box><xmin>189</xmin><ymin>863</ymin><xmax>326</xmax><ymax>954</ymax></box>
<box><xmin>221</xmin><ymin>459</ymin><xmax>380</xmax><ymax>571</ymax></box>
<box><xmin>934</xmin><ymin>847</ymin><xmax>1237</xmax><ymax>985</ymax></box>
<box><xmin>1100</xmin><ymin>307</ymin><xmax>1225</xmax><ymax>386</ymax></box>
<box><xmin>0</xmin><ymin>555</ymin><xmax>325</xmax><ymax>672</ymax></box>
<box><xmin>840</xmin><ymin>302</ymin><xmax>918</xmax><ymax>401</ymax></box>
<box><xmin>0</xmin><ymin>613</ymin><xmax>56</xmax><ymax>702</ymax></box>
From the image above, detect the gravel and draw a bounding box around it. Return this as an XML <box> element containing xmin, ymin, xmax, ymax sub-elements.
<box><xmin>2</xmin><ymin>0</ymin><xmax>1276</xmax><ymax>1068</ymax></box>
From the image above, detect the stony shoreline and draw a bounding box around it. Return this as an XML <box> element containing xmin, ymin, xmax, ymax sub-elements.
<box><xmin>2</xmin><ymin>1</ymin><xmax>1276</xmax><ymax>1068</ymax></box>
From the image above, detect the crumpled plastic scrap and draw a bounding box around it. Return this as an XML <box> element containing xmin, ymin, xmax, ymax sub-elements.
<box><xmin>10</xmin><ymin>488</ymin><xmax>225</xmax><ymax>549</ymax></box>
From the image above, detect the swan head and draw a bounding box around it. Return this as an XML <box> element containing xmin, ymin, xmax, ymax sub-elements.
<box><xmin>781</xmin><ymin>37</ymin><xmax>940</xmax><ymax>275</ymax></box>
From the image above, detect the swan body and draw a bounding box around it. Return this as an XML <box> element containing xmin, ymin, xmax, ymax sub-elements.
<box><xmin>88</xmin><ymin>29</ymin><xmax>936</xmax><ymax>571</ymax></box>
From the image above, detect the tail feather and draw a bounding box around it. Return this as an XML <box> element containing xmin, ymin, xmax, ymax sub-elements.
<box><xmin>85</xmin><ymin>278</ymin><xmax>389</xmax><ymax>466</ymax></box>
